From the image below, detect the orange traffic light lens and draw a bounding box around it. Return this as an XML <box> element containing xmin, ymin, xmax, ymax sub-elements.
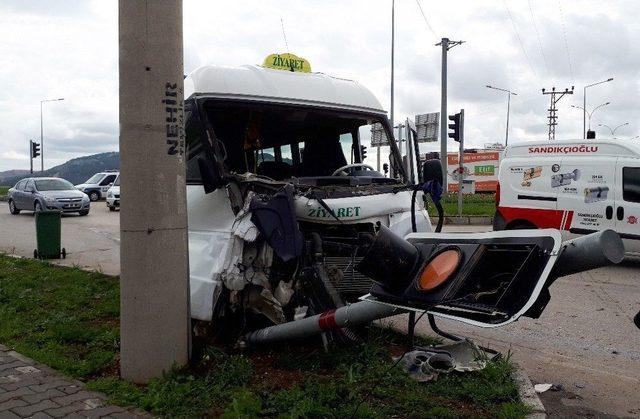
<box><xmin>418</xmin><ymin>249</ymin><xmax>461</xmax><ymax>291</ymax></box>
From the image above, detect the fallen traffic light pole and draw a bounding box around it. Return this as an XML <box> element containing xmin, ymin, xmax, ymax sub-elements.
<box><xmin>242</xmin><ymin>227</ymin><xmax>624</xmax><ymax>346</ymax></box>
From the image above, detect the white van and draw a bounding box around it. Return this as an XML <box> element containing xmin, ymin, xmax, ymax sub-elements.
<box><xmin>183</xmin><ymin>63</ymin><xmax>432</xmax><ymax>322</ymax></box>
<box><xmin>494</xmin><ymin>139</ymin><xmax>640</xmax><ymax>254</ymax></box>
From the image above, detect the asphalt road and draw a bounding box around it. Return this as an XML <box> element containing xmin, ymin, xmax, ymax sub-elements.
<box><xmin>0</xmin><ymin>204</ymin><xmax>638</xmax><ymax>417</ymax></box>
<box><xmin>0</xmin><ymin>201</ymin><xmax>120</xmax><ymax>275</ymax></box>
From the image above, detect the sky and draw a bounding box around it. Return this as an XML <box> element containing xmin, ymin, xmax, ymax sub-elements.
<box><xmin>1</xmin><ymin>0</ymin><xmax>639</xmax><ymax>171</ymax></box>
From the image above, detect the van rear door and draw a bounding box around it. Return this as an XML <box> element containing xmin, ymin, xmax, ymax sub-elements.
<box><xmin>614</xmin><ymin>159</ymin><xmax>640</xmax><ymax>253</ymax></box>
<box><xmin>557</xmin><ymin>156</ymin><xmax>616</xmax><ymax>236</ymax></box>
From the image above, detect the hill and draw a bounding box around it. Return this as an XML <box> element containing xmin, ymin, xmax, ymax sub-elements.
<box><xmin>0</xmin><ymin>152</ymin><xmax>119</xmax><ymax>186</ymax></box>
<box><xmin>0</xmin><ymin>169</ymin><xmax>30</xmax><ymax>183</ymax></box>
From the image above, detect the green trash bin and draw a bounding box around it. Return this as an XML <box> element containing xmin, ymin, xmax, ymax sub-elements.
<box><xmin>34</xmin><ymin>210</ymin><xmax>66</xmax><ymax>259</ymax></box>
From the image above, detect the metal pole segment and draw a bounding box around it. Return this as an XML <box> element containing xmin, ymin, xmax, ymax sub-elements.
<box><xmin>439</xmin><ymin>38</ymin><xmax>448</xmax><ymax>188</ymax></box>
<box><xmin>583</xmin><ymin>86</ymin><xmax>587</xmax><ymax>139</ymax></box>
<box><xmin>243</xmin><ymin>300</ymin><xmax>402</xmax><ymax>345</ymax></box>
<box><xmin>505</xmin><ymin>92</ymin><xmax>511</xmax><ymax>146</ymax></box>
<box><xmin>119</xmin><ymin>0</ymin><xmax>190</xmax><ymax>383</ymax></box>
<box><xmin>29</xmin><ymin>140</ymin><xmax>33</xmax><ymax>174</ymax></box>
<box><xmin>382</xmin><ymin>0</ymin><xmax>394</xmax><ymax>174</ymax></box>
<box><xmin>40</xmin><ymin>102</ymin><xmax>43</xmax><ymax>172</ymax></box>
<box><xmin>457</xmin><ymin>109</ymin><xmax>464</xmax><ymax>217</ymax></box>
<box><xmin>551</xmin><ymin>229</ymin><xmax>624</xmax><ymax>278</ymax></box>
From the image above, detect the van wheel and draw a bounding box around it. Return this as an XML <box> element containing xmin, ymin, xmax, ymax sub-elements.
<box><xmin>108</xmin><ymin>206</ymin><xmax>116</xmax><ymax>212</ymax></box>
<box><xmin>506</xmin><ymin>220</ymin><xmax>537</xmax><ymax>230</ymax></box>
<box><xmin>89</xmin><ymin>191</ymin><xmax>100</xmax><ymax>202</ymax></box>
<box><xmin>8</xmin><ymin>200</ymin><xmax>20</xmax><ymax>214</ymax></box>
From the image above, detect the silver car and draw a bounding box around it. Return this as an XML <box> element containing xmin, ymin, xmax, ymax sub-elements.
<box><xmin>8</xmin><ymin>177</ymin><xmax>90</xmax><ymax>215</ymax></box>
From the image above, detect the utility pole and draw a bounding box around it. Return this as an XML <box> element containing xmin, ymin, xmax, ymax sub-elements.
<box><xmin>119</xmin><ymin>0</ymin><xmax>190</xmax><ymax>383</ymax></box>
<box><xmin>436</xmin><ymin>38</ymin><xmax>464</xmax><ymax>187</ymax></box>
<box><xmin>542</xmin><ymin>86</ymin><xmax>574</xmax><ymax>140</ymax></box>
<box><xmin>457</xmin><ymin>110</ymin><xmax>464</xmax><ymax>217</ymax></box>
<box><xmin>382</xmin><ymin>0</ymin><xmax>395</xmax><ymax>173</ymax></box>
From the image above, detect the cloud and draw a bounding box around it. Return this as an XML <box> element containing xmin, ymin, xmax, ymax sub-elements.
<box><xmin>1</xmin><ymin>0</ymin><xmax>639</xmax><ymax>172</ymax></box>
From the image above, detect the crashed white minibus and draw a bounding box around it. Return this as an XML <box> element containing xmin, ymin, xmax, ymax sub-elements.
<box><xmin>184</xmin><ymin>62</ymin><xmax>431</xmax><ymax>323</ymax></box>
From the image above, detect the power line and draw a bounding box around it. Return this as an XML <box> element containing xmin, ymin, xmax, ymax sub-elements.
<box><xmin>468</xmin><ymin>93</ymin><xmax>542</xmax><ymax>118</ymax></box>
<box><xmin>556</xmin><ymin>0</ymin><xmax>575</xmax><ymax>83</ymax></box>
<box><xmin>503</xmin><ymin>0</ymin><xmax>538</xmax><ymax>80</ymax></box>
<box><xmin>527</xmin><ymin>0</ymin><xmax>550</xmax><ymax>76</ymax></box>
<box><xmin>415</xmin><ymin>0</ymin><xmax>438</xmax><ymax>40</ymax></box>
<box><xmin>280</xmin><ymin>17</ymin><xmax>290</xmax><ymax>54</ymax></box>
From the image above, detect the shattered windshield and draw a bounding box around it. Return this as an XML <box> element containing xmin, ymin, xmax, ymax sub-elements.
<box><xmin>185</xmin><ymin>100</ymin><xmax>402</xmax><ymax>183</ymax></box>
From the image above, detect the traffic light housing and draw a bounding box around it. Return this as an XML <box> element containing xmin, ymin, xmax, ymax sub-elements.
<box><xmin>448</xmin><ymin>111</ymin><xmax>463</xmax><ymax>142</ymax></box>
<box><xmin>31</xmin><ymin>141</ymin><xmax>41</xmax><ymax>159</ymax></box>
<box><xmin>360</xmin><ymin>145</ymin><xmax>367</xmax><ymax>161</ymax></box>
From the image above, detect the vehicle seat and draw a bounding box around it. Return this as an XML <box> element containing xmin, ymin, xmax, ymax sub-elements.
<box><xmin>257</xmin><ymin>161</ymin><xmax>293</xmax><ymax>180</ymax></box>
<box><xmin>300</xmin><ymin>136</ymin><xmax>347</xmax><ymax>177</ymax></box>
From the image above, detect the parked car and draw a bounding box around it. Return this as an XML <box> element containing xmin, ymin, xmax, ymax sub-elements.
<box><xmin>106</xmin><ymin>175</ymin><xmax>120</xmax><ymax>211</ymax></box>
<box><xmin>75</xmin><ymin>170</ymin><xmax>119</xmax><ymax>201</ymax></box>
<box><xmin>8</xmin><ymin>177</ymin><xmax>90</xmax><ymax>215</ymax></box>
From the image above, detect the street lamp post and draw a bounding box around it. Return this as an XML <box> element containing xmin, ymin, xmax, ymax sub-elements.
<box><xmin>598</xmin><ymin>122</ymin><xmax>629</xmax><ymax>138</ymax></box>
<box><xmin>583</xmin><ymin>78</ymin><xmax>613</xmax><ymax>139</ymax></box>
<box><xmin>40</xmin><ymin>98</ymin><xmax>65</xmax><ymax>172</ymax></box>
<box><xmin>572</xmin><ymin>102</ymin><xmax>610</xmax><ymax>135</ymax></box>
<box><xmin>486</xmin><ymin>85</ymin><xmax>517</xmax><ymax>147</ymax></box>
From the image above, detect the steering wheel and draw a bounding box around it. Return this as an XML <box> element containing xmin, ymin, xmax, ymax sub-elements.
<box><xmin>331</xmin><ymin>163</ymin><xmax>376</xmax><ymax>176</ymax></box>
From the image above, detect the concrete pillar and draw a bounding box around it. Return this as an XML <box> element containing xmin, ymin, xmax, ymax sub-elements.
<box><xmin>118</xmin><ymin>0</ymin><xmax>190</xmax><ymax>383</ymax></box>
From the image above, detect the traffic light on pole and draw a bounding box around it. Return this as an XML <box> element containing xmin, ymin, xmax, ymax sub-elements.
<box><xmin>31</xmin><ymin>141</ymin><xmax>41</xmax><ymax>159</ymax></box>
<box><xmin>448</xmin><ymin>112</ymin><xmax>462</xmax><ymax>142</ymax></box>
<box><xmin>360</xmin><ymin>145</ymin><xmax>367</xmax><ymax>161</ymax></box>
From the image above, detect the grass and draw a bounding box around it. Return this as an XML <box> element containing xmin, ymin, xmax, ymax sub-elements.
<box><xmin>0</xmin><ymin>255</ymin><xmax>119</xmax><ymax>377</ymax></box>
<box><xmin>429</xmin><ymin>193</ymin><xmax>496</xmax><ymax>217</ymax></box>
<box><xmin>0</xmin><ymin>186</ymin><xmax>9</xmax><ymax>197</ymax></box>
<box><xmin>0</xmin><ymin>254</ymin><xmax>529</xmax><ymax>418</ymax></box>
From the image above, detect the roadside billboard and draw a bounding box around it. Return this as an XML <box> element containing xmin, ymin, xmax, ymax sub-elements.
<box><xmin>447</xmin><ymin>151</ymin><xmax>501</xmax><ymax>193</ymax></box>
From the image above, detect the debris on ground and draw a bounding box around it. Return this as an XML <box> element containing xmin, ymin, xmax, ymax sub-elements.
<box><xmin>395</xmin><ymin>339</ymin><xmax>489</xmax><ymax>382</ymax></box>
<box><xmin>534</xmin><ymin>383</ymin><xmax>563</xmax><ymax>393</ymax></box>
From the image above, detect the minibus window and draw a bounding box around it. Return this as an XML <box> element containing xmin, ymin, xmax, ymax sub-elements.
<box><xmin>184</xmin><ymin>100</ymin><xmax>207</xmax><ymax>183</ymax></box>
<box><xmin>623</xmin><ymin>167</ymin><xmax>640</xmax><ymax>203</ymax></box>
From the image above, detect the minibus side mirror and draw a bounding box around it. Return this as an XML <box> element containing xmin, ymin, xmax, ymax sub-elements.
<box><xmin>422</xmin><ymin>159</ymin><xmax>443</xmax><ymax>185</ymax></box>
<box><xmin>197</xmin><ymin>156</ymin><xmax>225</xmax><ymax>194</ymax></box>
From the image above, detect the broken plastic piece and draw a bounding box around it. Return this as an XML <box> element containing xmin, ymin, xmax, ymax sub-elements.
<box><xmin>395</xmin><ymin>339</ymin><xmax>488</xmax><ymax>382</ymax></box>
<box><xmin>249</xmin><ymin>184</ymin><xmax>303</xmax><ymax>262</ymax></box>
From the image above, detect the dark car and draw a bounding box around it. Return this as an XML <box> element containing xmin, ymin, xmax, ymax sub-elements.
<box><xmin>8</xmin><ymin>177</ymin><xmax>90</xmax><ymax>215</ymax></box>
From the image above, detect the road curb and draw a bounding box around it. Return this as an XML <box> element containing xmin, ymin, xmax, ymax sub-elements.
<box><xmin>430</xmin><ymin>215</ymin><xmax>493</xmax><ymax>225</ymax></box>
<box><xmin>512</xmin><ymin>363</ymin><xmax>547</xmax><ymax>418</ymax></box>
